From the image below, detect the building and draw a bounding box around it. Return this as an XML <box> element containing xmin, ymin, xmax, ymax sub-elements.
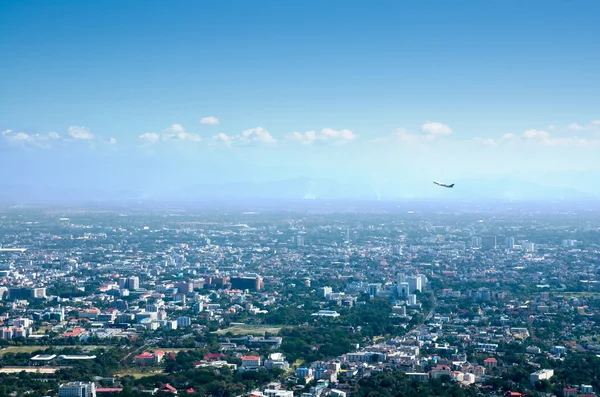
<box><xmin>134</xmin><ymin>351</ymin><xmax>164</xmax><ymax>365</ymax></box>
<box><xmin>505</xmin><ymin>237</ymin><xmax>515</xmax><ymax>249</ymax></box>
<box><xmin>483</xmin><ymin>358</ymin><xmax>497</xmax><ymax>369</ymax></box>
<box><xmin>193</xmin><ymin>301</ymin><xmax>204</xmax><ymax>312</ymax></box>
<box><xmin>264</xmin><ymin>390</ymin><xmax>294</xmax><ymax>397</ymax></box>
<box><xmin>481</xmin><ymin>236</ymin><xmax>496</xmax><ymax>250</ymax></box>
<box><xmin>59</xmin><ymin>382</ymin><xmax>96</xmax><ymax>397</ymax></box>
<box><xmin>430</xmin><ymin>365</ymin><xmax>451</xmax><ymax>379</ymax></box>
<box><xmin>8</xmin><ymin>287</ymin><xmax>46</xmax><ymax>300</ymax></box>
<box><xmin>319</xmin><ymin>286</ymin><xmax>332</xmax><ymax>299</ymax></box>
<box><xmin>407</xmin><ymin>294</ymin><xmax>417</xmax><ymax>305</ymax></box>
<box><xmin>523</xmin><ymin>242</ymin><xmax>535</xmax><ymax>252</ymax></box>
<box><xmin>406</xmin><ymin>373</ymin><xmax>429</xmax><ymax>382</ymax></box>
<box><xmin>406</xmin><ymin>276</ymin><xmax>422</xmax><ymax>293</ymax></box>
<box><xmin>295</xmin><ymin>235</ymin><xmax>304</xmax><ymax>247</ymax></box>
<box><xmin>397</xmin><ymin>282</ymin><xmax>410</xmax><ymax>298</ymax></box>
<box><xmin>368</xmin><ymin>283</ymin><xmax>381</xmax><ymax>296</ymax></box>
<box><xmin>264</xmin><ymin>353</ymin><xmax>290</xmax><ymax>371</ymax></box>
<box><xmin>230</xmin><ymin>276</ymin><xmax>263</xmax><ymax>291</ymax></box>
<box><xmin>175</xmin><ymin>282</ymin><xmax>193</xmax><ymax>294</ymax></box>
<box><xmin>241</xmin><ymin>355</ymin><xmax>261</xmax><ymax>368</ymax></box>
<box><xmin>296</xmin><ymin>367</ymin><xmax>313</xmax><ymax>378</ymax></box>
<box><xmin>530</xmin><ymin>369</ymin><xmax>554</xmax><ymax>385</ymax></box>
<box><xmin>127</xmin><ymin>276</ymin><xmax>139</xmax><ymax>290</ymax></box>
<box><xmin>177</xmin><ymin>316</ymin><xmax>191</xmax><ymax>327</ymax></box>
<box><xmin>311</xmin><ymin>310</ymin><xmax>340</xmax><ymax>318</ymax></box>
<box><xmin>471</xmin><ymin>236</ymin><xmax>482</xmax><ymax>248</ymax></box>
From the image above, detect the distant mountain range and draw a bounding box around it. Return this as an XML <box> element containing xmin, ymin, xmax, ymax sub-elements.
<box><xmin>0</xmin><ymin>176</ymin><xmax>596</xmax><ymax>204</ymax></box>
<box><xmin>172</xmin><ymin>177</ymin><xmax>595</xmax><ymax>201</ymax></box>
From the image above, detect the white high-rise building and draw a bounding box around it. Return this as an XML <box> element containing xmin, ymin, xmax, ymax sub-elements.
<box><xmin>127</xmin><ymin>276</ymin><xmax>139</xmax><ymax>290</ymax></box>
<box><xmin>407</xmin><ymin>294</ymin><xmax>417</xmax><ymax>305</ymax></box>
<box><xmin>406</xmin><ymin>276</ymin><xmax>422</xmax><ymax>293</ymax></box>
<box><xmin>524</xmin><ymin>242</ymin><xmax>535</xmax><ymax>252</ymax></box>
<box><xmin>319</xmin><ymin>286</ymin><xmax>333</xmax><ymax>299</ymax></box>
<box><xmin>505</xmin><ymin>237</ymin><xmax>515</xmax><ymax>249</ymax></box>
<box><xmin>177</xmin><ymin>316</ymin><xmax>191</xmax><ymax>327</ymax></box>
<box><xmin>59</xmin><ymin>382</ymin><xmax>96</xmax><ymax>397</ymax></box>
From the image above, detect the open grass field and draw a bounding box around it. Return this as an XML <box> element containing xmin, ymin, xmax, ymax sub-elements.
<box><xmin>213</xmin><ymin>324</ymin><xmax>282</xmax><ymax>336</ymax></box>
<box><xmin>0</xmin><ymin>367</ymin><xmax>60</xmax><ymax>374</ymax></box>
<box><xmin>0</xmin><ymin>346</ymin><xmax>47</xmax><ymax>356</ymax></box>
<box><xmin>115</xmin><ymin>369</ymin><xmax>164</xmax><ymax>379</ymax></box>
<box><xmin>0</xmin><ymin>345</ymin><xmax>102</xmax><ymax>356</ymax></box>
<box><xmin>157</xmin><ymin>348</ymin><xmax>203</xmax><ymax>353</ymax></box>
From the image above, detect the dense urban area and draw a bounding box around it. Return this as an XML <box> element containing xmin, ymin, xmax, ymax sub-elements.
<box><xmin>0</xmin><ymin>201</ymin><xmax>599</xmax><ymax>397</ymax></box>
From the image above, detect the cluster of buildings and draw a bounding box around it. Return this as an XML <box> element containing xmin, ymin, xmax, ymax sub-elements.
<box><xmin>0</xmin><ymin>207</ymin><xmax>599</xmax><ymax>396</ymax></box>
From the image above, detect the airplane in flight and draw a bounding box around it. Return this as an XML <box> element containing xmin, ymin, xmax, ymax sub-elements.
<box><xmin>433</xmin><ymin>181</ymin><xmax>455</xmax><ymax>188</ymax></box>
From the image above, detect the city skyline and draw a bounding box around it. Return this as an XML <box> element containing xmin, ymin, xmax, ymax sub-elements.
<box><xmin>1</xmin><ymin>1</ymin><xmax>600</xmax><ymax>200</ymax></box>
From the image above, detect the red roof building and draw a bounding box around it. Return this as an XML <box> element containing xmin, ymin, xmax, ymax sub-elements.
<box><xmin>159</xmin><ymin>384</ymin><xmax>177</xmax><ymax>394</ymax></box>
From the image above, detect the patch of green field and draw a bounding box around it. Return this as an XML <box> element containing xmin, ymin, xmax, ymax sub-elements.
<box><xmin>158</xmin><ymin>348</ymin><xmax>202</xmax><ymax>353</ymax></box>
<box><xmin>116</xmin><ymin>370</ymin><xmax>164</xmax><ymax>379</ymax></box>
<box><xmin>0</xmin><ymin>346</ymin><xmax>46</xmax><ymax>356</ymax></box>
<box><xmin>292</xmin><ymin>359</ymin><xmax>304</xmax><ymax>369</ymax></box>
<box><xmin>0</xmin><ymin>345</ymin><xmax>102</xmax><ymax>356</ymax></box>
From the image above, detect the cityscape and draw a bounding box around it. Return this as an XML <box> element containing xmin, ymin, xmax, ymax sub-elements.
<box><xmin>0</xmin><ymin>202</ymin><xmax>599</xmax><ymax>396</ymax></box>
<box><xmin>2</xmin><ymin>0</ymin><xmax>600</xmax><ymax>396</ymax></box>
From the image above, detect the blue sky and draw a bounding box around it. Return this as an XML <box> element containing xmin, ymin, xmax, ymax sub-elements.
<box><xmin>1</xmin><ymin>0</ymin><xmax>600</xmax><ymax>198</ymax></box>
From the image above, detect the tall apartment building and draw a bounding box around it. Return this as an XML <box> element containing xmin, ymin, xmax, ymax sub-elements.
<box><xmin>127</xmin><ymin>276</ymin><xmax>139</xmax><ymax>290</ymax></box>
<box><xmin>406</xmin><ymin>276</ymin><xmax>422</xmax><ymax>293</ymax></box>
<box><xmin>481</xmin><ymin>236</ymin><xmax>497</xmax><ymax>250</ymax></box>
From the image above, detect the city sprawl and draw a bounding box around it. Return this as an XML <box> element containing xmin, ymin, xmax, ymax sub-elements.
<box><xmin>0</xmin><ymin>202</ymin><xmax>599</xmax><ymax>397</ymax></box>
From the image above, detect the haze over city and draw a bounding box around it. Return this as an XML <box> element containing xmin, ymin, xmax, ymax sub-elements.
<box><xmin>1</xmin><ymin>1</ymin><xmax>600</xmax><ymax>202</ymax></box>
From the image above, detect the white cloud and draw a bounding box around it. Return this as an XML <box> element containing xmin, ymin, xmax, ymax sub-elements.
<box><xmin>161</xmin><ymin>124</ymin><xmax>202</xmax><ymax>143</ymax></box>
<box><xmin>174</xmin><ymin>132</ymin><xmax>202</xmax><ymax>142</ymax></box>
<box><xmin>210</xmin><ymin>128</ymin><xmax>276</xmax><ymax>147</ymax></box>
<box><xmin>109</xmin><ymin>137</ymin><xmax>117</xmax><ymax>145</ymax></box>
<box><xmin>290</xmin><ymin>130</ymin><xmax>318</xmax><ymax>145</ymax></box>
<box><xmin>289</xmin><ymin>128</ymin><xmax>356</xmax><ymax>145</ymax></box>
<box><xmin>567</xmin><ymin>120</ymin><xmax>600</xmax><ymax>132</ymax></box>
<box><xmin>68</xmin><ymin>126</ymin><xmax>95</xmax><ymax>140</ymax></box>
<box><xmin>212</xmin><ymin>132</ymin><xmax>233</xmax><ymax>147</ymax></box>
<box><xmin>241</xmin><ymin>127</ymin><xmax>276</xmax><ymax>144</ymax></box>
<box><xmin>321</xmin><ymin>128</ymin><xmax>356</xmax><ymax>141</ymax></box>
<box><xmin>2</xmin><ymin>129</ymin><xmax>63</xmax><ymax>148</ymax></box>
<box><xmin>139</xmin><ymin>132</ymin><xmax>160</xmax><ymax>144</ymax></box>
<box><xmin>200</xmin><ymin>116</ymin><xmax>220</xmax><ymax>125</ymax></box>
<box><xmin>474</xmin><ymin>128</ymin><xmax>599</xmax><ymax>148</ymax></box>
<box><xmin>522</xmin><ymin>129</ymin><xmax>550</xmax><ymax>140</ymax></box>
<box><xmin>421</xmin><ymin>122</ymin><xmax>452</xmax><ymax>136</ymax></box>
<box><xmin>568</xmin><ymin>123</ymin><xmax>586</xmax><ymax>131</ymax></box>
